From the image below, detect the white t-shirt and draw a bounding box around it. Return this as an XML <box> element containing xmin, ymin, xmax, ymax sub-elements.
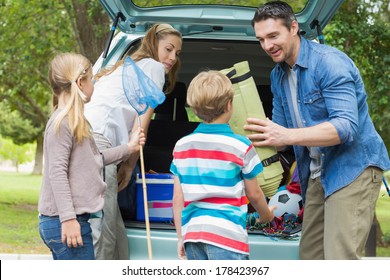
<box><xmin>85</xmin><ymin>58</ymin><xmax>165</xmax><ymax>147</ymax></box>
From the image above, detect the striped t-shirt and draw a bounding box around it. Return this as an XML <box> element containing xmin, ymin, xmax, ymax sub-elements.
<box><xmin>170</xmin><ymin>123</ymin><xmax>263</xmax><ymax>255</ymax></box>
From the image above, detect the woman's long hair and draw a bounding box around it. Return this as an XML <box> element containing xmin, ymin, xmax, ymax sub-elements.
<box><xmin>95</xmin><ymin>23</ymin><xmax>182</xmax><ymax>93</ymax></box>
<box><xmin>48</xmin><ymin>52</ymin><xmax>92</xmax><ymax>143</ymax></box>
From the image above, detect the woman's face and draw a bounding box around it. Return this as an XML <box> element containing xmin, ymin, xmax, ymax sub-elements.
<box><xmin>80</xmin><ymin>69</ymin><xmax>94</xmax><ymax>103</ymax></box>
<box><xmin>157</xmin><ymin>34</ymin><xmax>182</xmax><ymax>74</ymax></box>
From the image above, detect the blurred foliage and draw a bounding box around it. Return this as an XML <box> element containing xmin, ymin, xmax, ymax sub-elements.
<box><xmin>0</xmin><ymin>104</ymin><xmax>40</xmax><ymax>145</ymax></box>
<box><xmin>0</xmin><ymin>0</ymin><xmax>78</xmax><ymax>174</ymax></box>
<box><xmin>132</xmin><ymin>0</ymin><xmax>307</xmax><ymax>11</ymax></box>
<box><xmin>0</xmin><ymin>0</ymin><xmax>76</xmax><ymax>145</ymax></box>
<box><xmin>0</xmin><ymin>136</ymin><xmax>35</xmax><ymax>172</ymax></box>
<box><xmin>324</xmin><ymin>0</ymin><xmax>390</xmax><ymax>148</ymax></box>
<box><xmin>0</xmin><ymin>0</ymin><xmax>109</xmax><ymax>143</ymax></box>
<box><xmin>0</xmin><ymin>0</ymin><xmax>109</xmax><ymax>174</ymax></box>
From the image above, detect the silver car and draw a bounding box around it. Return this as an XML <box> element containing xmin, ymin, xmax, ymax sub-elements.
<box><xmin>95</xmin><ymin>0</ymin><xmax>344</xmax><ymax>260</ymax></box>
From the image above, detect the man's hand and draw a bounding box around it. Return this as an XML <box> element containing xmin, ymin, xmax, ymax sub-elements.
<box><xmin>244</xmin><ymin>117</ymin><xmax>289</xmax><ymax>149</ymax></box>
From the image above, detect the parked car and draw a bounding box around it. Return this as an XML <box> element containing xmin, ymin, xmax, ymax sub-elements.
<box><xmin>94</xmin><ymin>0</ymin><xmax>344</xmax><ymax>260</ymax></box>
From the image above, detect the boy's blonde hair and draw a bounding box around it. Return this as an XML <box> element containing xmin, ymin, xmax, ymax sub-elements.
<box><xmin>187</xmin><ymin>70</ymin><xmax>234</xmax><ymax>123</ymax></box>
<box><xmin>48</xmin><ymin>52</ymin><xmax>92</xmax><ymax>143</ymax></box>
<box><xmin>95</xmin><ymin>23</ymin><xmax>182</xmax><ymax>94</ymax></box>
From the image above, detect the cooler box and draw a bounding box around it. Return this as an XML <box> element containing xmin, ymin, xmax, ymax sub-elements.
<box><xmin>136</xmin><ymin>173</ymin><xmax>174</xmax><ymax>222</ymax></box>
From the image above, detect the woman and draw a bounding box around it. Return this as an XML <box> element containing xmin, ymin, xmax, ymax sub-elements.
<box><xmin>84</xmin><ymin>23</ymin><xmax>182</xmax><ymax>260</ymax></box>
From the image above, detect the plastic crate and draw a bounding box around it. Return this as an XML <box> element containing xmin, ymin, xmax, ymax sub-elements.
<box><xmin>136</xmin><ymin>173</ymin><xmax>174</xmax><ymax>222</ymax></box>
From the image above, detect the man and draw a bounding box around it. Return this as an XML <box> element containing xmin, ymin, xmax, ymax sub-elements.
<box><xmin>245</xmin><ymin>1</ymin><xmax>390</xmax><ymax>259</ymax></box>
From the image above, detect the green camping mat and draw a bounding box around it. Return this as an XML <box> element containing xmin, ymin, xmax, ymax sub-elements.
<box><xmin>220</xmin><ymin>61</ymin><xmax>283</xmax><ymax>197</ymax></box>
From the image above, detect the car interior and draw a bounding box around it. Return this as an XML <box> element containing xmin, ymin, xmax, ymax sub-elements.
<box><xmin>132</xmin><ymin>37</ymin><xmax>276</xmax><ymax>172</ymax></box>
<box><xmin>118</xmin><ymin>36</ymin><xmax>294</xmax><ymax>223</ymax></box>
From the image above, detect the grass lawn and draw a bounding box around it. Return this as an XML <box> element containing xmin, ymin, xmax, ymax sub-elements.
<box><xmin>376</xmin><ymin>188</ymin><xmax>390</xmax><ymax>258</ymax></box>
<box><xmin>0</xmin><ymin>171</ymin><xmax>50</xmax><ymax>254</ymax></box>
<box><xmin>377</xmin><ymin>190</ymin><xmax>390</xmax><ymax>233</ymax></box>
<box><xmin>0</xmin><ymin>171</ymin><xmax>389</xmax><ymax>256</ymax></box>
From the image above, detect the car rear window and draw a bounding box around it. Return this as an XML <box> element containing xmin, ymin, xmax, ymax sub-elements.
<box><xmin>132</xmin><ymin>0</ymin><xmax>307</xmax><ymax>12</ymax></box>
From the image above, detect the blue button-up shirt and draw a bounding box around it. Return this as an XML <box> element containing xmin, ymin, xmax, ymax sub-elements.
<box><xmin>270</xmin><ymin>37</ymin><xmax>390</xmax><ymax>201</ymax></box>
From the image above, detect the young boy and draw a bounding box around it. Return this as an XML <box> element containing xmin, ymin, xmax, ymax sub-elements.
<box><xmin>171</xmin><ymin>70</ymin><xmax>276</xmax><ymax>260</ymax></box>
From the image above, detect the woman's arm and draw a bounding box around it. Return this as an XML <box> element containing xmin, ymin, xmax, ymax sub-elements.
<box><xmin>117</xmin><ymin>107</ymin><xmax>154</xmax><ymax>191</ymax></box>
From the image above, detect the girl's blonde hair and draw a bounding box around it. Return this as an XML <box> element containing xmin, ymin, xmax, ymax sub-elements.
<box><xmin>48</xmin><ymin>52</ymin><xmax>92</xmax><ymax>143</ymax></box>
<box><xmin>187</xmin><ymin>70</ymin><xmax>234</xmax><ymax>123</ymax></box>
<box><xmin>95</xmin><ymin>23</ymin><xmax>182</xmax><ymax>93</ymax></box>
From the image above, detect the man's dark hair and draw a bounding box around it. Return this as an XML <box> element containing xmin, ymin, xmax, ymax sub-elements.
<box><xmin>251</xmin><ymin>1</ymin><xmax>297</xmax><ymax>31</ymax></box>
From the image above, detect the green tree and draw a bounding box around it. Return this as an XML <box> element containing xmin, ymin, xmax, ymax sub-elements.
<box><xmin>0</xmin><ymin>136</ymin><xmax>35</xmax><ymax>173</ymax></box>
<box><xmin>134</xmin><ymin>0</ymin><xmax>307</xmax><ymax>10</ymax></box>
<box><xmin>324</xmin><ymin>0</ymin><xmax>390</xmax><ymax>148</ymax></box>
<box><xmin>0</xmin><ymin>0</ymin><xmax>109</xmax><ymax>174</ymax></box>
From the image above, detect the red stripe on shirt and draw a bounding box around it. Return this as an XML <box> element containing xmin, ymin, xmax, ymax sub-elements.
<box><xmin>245</xmin><ymin>144</ymin><xmax>253</xmax><ymax>154</ymax></box>
<box><xmin>184</xmin><ymin>196</ymin><xmax>247</xmax><ymax>207</ymax></box>
<box><xmin>184</xmin><ymin>231</ymin><xmax>249</xmax><ymax>253</ymax></box>
<box><xmin>174</xmin><ymin>149</ymin><xmax>243</xmax><ymax>166</ymax></box>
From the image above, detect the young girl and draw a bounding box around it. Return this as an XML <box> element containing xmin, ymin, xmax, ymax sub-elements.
<box><xmin>38</xmin><ymin>52</ymin><xmax>145</xmax><ymax>260</ymax></box>
<box><xmin>84</xmin><ymin>23</ymin><xmax>182</xmax><ymax>260</ymax></box>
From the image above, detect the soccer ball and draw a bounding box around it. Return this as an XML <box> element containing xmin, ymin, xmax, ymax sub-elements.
<box><xmin>268</xmin><ymin>189</ymin><xmax>303</xmax><ymax>217</ymax></box>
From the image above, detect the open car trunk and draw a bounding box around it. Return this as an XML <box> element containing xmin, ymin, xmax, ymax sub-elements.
<box><xmin>112</xmin><ymin>38</ymin><xmax>299</xmax><ymax>260</ymax></box>
<box><xmin>95</xmin><ymin>0</ymin><xmax>345</xmax><ymax>260</ymax></box>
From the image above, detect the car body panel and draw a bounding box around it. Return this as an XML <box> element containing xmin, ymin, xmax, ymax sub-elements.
<box><xmin>99</xmin><ymin>0</ymin><xmax>344</xmax><ymax>40</ymax></box>
<box><xmin>126</xmin><ymin>225</ymin><xmax>300</xmax><ymax>260</ymax></box>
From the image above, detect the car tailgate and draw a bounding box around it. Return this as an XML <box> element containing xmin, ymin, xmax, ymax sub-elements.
<box><xmin>126</xmin><ymin>223</ymin><xmax>299</xmax><ymax>260</ymax></box>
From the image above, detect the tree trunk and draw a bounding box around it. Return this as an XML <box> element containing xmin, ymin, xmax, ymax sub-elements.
<box><xmin>69</xmin><ymin>0</ymin><xmax>110</xmax><ymax>63</ymax></box>
<box><xmin>32</xmin><ymin>134</ymin><xmax>44</xmax><ymax>175</ymax></box>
